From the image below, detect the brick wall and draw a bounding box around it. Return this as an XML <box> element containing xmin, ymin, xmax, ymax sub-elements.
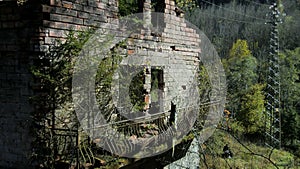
<box><xmin>0</xmin><ymin>1</ymin><xmax>41</xmax><ymax>168</ymax></box>
<box><xmin>123</xmin><ymin>0</ymin><xmax>201</xmax><ymax>114</ymax></box>
<box><xmin>0</xmin><ymin>0</ymin><xmax>202</xmax><ymax>168</ymax></box>
<box><xmin>107</xmin><ymin>0</ymin><xmax>201</xmax><ymax>161</ymax></box>
<box><xmin>0</xmin><ymin>0</ymin><xmax>117</xmax><ymax>168</ymax></box>
<box><xmin>40</xmin><ymin>0</ymin><xmax>118</xmax><ymax>48</ymax></box>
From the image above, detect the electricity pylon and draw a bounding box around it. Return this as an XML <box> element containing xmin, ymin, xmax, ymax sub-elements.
<box><xmin>265</xmin><ymin>0</ymin><xmax>281</xmax><ymax>149</ymax></box>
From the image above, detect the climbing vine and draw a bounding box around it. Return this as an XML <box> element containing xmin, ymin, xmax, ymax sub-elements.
<box><xmin>30</xmin><ymin>28</ymin><xmax>136</xmax><ymax>168</ymax></box>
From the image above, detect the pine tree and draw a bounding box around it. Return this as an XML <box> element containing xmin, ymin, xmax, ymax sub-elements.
<box><xmin>223</xmin><ymin>39</ymin><xmax>257</xmax><ymax>113</ymax></box>
<box><xmin>223</xmin><ymin>39</ymin><xmax>266</xmax><ymax>135</ymax></box>
<box><xmin>239</xmin><ymin>84</ymin><xmax>265</xmax><ymax>134</ymax></box>
<box><xmin>280</xmin><ymin>48</ymin><xmax>300</xmax><ymax>147</ymax></box>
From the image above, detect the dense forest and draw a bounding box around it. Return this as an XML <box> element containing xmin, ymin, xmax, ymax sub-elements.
<box><xmin>187</xmin><ymin>0</ymin><xmax>300</xmax><ymax>149</ymax></box>
<box><xmin>190</xmin><ymin>0</ymin><xmax>300</xmax><ymax>166</ymax></box>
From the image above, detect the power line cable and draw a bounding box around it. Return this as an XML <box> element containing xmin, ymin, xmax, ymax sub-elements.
<box><xmin>243</xmin><ymin>0</ymin><xmax>270</xmax><ymax>7</ymax></box>
<box><xmin>201</xmin><ymin>0</ymin><xmax>270</xmax><ymax>22</ymax></box>
<box><xmin>193</xmin><ymin>10</ymin><xmax>267</xmax><ymax>24</ymax></box>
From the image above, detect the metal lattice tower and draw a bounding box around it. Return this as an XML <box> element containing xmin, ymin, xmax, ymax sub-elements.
<box><xmin>265</xmin><ymin>0</ymin><xmax>281</xmax><ymax>149</ymax></box>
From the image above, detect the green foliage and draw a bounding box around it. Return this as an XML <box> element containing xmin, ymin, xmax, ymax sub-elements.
<box><xmin>27</xmin><ymin>0</ymin><xmax>300</xmax><ymax>165</ymax></box>
<box><xmin>30</xmin><ymin>29</ymin><xmax>95</xmax><ymax>167</ymax></box>
<box><xmin>229</xmin><ymin>39</ymin><xmax>251</xmax><ymax>59</ymax></box>
<box><xmin>226</xmin><ymin>40</ymin><xmax>257</xmax><ymax>89</ymax></box>
<box><xmin>150</xmin><ymin>69</ymin><xmax>159</xmax><ymax>102</ymax></box>
<box><xmin>31</xmin><ymin>29</ymin><xmax>140</xmax><ymax>168</ymax></box>
<box><xmin>151</xmin><ymin>0</ymin><xmax>165</xmax><ymax>12</ymax></box>
<box><xmin>175</xmin><ymin>0</ymin><xmax>197</xmax><ymax>11</ymax></box>
<box><xmin>196</xmin><ymin>63</ymin><xmax>212</xmax><ymax>129</ymax></box>
<box><xmin>118</xmin><ymin>0</ymin><xmax>198</xmax><ymax>16</ymax></box>
<box><xmin>201</xmin><ymin>129</ymin><xmax>296</xmax><ymax>169</ymax></box>
<box><xmin>118</xmin><ymin>0</ymin><xmax>141</xmax><ymax>16</ymax></box>
<box><xmin>186</xmin><ymin>0</ymin><xmax>300</xmax><ymax>159</ymax></box>
<box><xmin>239</xmin><ymin>84</ymin><xmax>265</xmax><ymax>134</ymax></box>
<box><xmin>129</xmin><ymin>70</ymin><xmax>146</xmax><ymax>112</ymax></box>
<box><xmin>222</xmin><ymin>39</ymin><xmax>266</xmax><ymax>136</ymax></box>
<box><xmin>198</xmin><ymin>63</ymin><xmax>211</xmax><ymax>103</ymax></box>
<box><xmin>230</xmin><ymin>121</ymin><xmax>245</xmax><ymax>133</ymax></box>
<box><xmin>278</xmin><ymin>0</ymin><xmax>300</xmax><ymax>50</ymax></box>
<box><xmin>186</xmin><ymin>2</ymin><xmax>270</xmax><ymax>59</ymax></box>
<box><xmin>95</xmin><ymin>53</ymin><xmax>122</xmax><ymax>119</ymax></box>
<box><xmin>31</xmin><ymin>29</ymin><xmax>95</xmax><ymax>113</ymax></box>
<box><xmin>279</xmin><ymin>48</ymin><xmax>300</xmax><ymax>149</ymax></box>
<box><xmin>30</xmin><ymin>27</ymin><xmax>152</xmax><ymax>167</ymax></box>
<box><xmin>223</xmin><ymin>39</ymin><xmax>258</xmax><ymax>114</ymax></box>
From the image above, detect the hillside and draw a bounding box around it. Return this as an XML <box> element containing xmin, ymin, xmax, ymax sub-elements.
<box><xmin>199</xmin><ymin>129</ymin><xmax>299</xmax><ymax>169</ymax></box>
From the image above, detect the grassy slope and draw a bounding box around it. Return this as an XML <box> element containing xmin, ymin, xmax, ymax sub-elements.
<box><xmin>95</xmin><ymin>130</ymin><xmax>299</xmax><ymax>168</ymax></box>
<box><xmin>199</xmin><ymin>129</ymin><xmax>299</xmax><ymax>169</ymax></box>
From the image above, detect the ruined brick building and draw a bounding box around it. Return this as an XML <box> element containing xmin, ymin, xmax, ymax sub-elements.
<box><xmin>0</xmin><ymin>0</ymin><xmax>206</xmax><ymax>168</ymax></box>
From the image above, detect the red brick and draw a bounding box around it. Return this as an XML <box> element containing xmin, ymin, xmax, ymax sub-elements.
<box><xmin>76</xmin><ymin>25</ymin><xmax>88</xmax><ymax>31</ymax></box>
<box><xmin>88</xmin><ymin>0</ymin><xmax>97</xmax><ymax>7</ymax></box>
<box><xmin>73</xmin><ymin>17</ymin><xmax>83</xmax><ymax>25</ymax></box>
<box><xmin>127</xmin><ymin>49</ymin><xmax>135</xmax><ymax>55</ymax></box>
<box><xmin>84</xmin><ymin>6</ymin><xmax>94</xmax><ymax>13</ymax></box>
<box><xmin>73</xmin><ymin>4</ymin><xmax>83</xmax><ymax>10</ymax></box>
<box><xmin>66</xmin><ymin>23</ymin><xmax>77</xmax><ymax>30</ymax></box>
<box><xmin>94</xmin><ymin>8</ymin><xmax>104</xmax><ymax>15</ymax></box>
<box><xmin>83</xmin><ymin>19</ymin><xmax>97</xmax><ymax>26</ymax></box>
<box><xmin>78</xmin><ymin>11</ymin><xmax>89</xmax><ymax>19</ymax></box>
<box><xmin>53</xmin><ymin>22</ymin><xmax>67</xmax><ymax>29</ymax></box>
<box><xmin>50</xmin><ymin>0</ymin><xmax>55</xmax><ymax>5</ymax></box>
<box><xmin>54</xmin><ymin>7</ymin><xmax>77</xmax><ymax>17</ymax></box>
<box><xmin>97</xmin><ymin>2</ymin><xmax>105</xmax><ymax>9</ymax></box>
<box><xmin>45</xmin><ymin>37</ymin><xmax>56</xmax><ymax>44</ymax></box>
<box><xmin>50</xmin><ymin>0</ymin><xmax>62</xmax><ymax>6</ymax></box>
<box><xmin>62</xmin><ymin>1</ymin><xmax>73</xmax><ymax>9</ymax></box>
<box><xmin>49</xmin><ymin>28</ymin><xmax>67</xmax><ymax>38</ymax></box>
<box><xmin>50</xmin><ymin>13</ymin><xmax>61</xmax><ymax>21</ymax></box>
<box><xmin>60</xmin><ymin>15</ymin><xmax>73</xmax><ymax>23</ymax></box>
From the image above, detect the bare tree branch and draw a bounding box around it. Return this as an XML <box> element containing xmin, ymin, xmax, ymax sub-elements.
<box><xmin>220</xmin><ymin>129</ymin><xmax>279</xmax><ymax>169</ymax></box>
<box><xmin>199</xmin><ymin>143</ymin><xmax>209</xmax><ymax>168</ymax></box>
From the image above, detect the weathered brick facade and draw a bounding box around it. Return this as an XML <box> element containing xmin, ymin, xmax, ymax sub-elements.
<box><xmin>116</xmin><ymin>0</ymin><xmax>200</xmax><ymax>118</ymax></box>
<box><xmin>0</xmin><ymin>0</ymin><xmax>117</xmax><ymax>168</ymax></box>
<box><xmin>0</xmin><ymin>0</ymin><xmax>202</xmax><ymax>168</ymax></box>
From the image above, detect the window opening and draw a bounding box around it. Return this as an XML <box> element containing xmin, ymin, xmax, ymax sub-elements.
<box><xmin>149</xmin><ymin>68</ymin><xmax>164</xmax><ymax>114</ymax></box>
<box><xmin>118</xmin><ymin>0</ymin><xmax>144</xmax><ymax>16</ymax></box>
<box><xmin>129</xmin><ymin>69</ymin><xmax>146</xmax><ymax>113</ymax></box>
<box><xmin>151</xmin><ymin>0</ymin><xmax>166</xmax><ymax>33</ymax></box>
